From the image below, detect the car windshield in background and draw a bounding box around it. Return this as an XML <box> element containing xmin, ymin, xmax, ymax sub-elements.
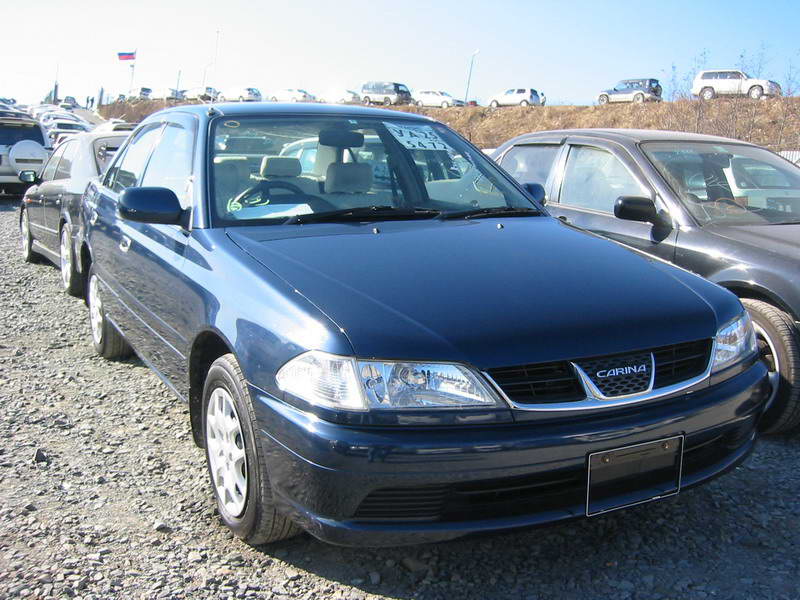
<box><xmin>642</xmin><ymin>141</ymin><xmax>800</xmax><ymax>226</ymax></box>
<box><xmin>209</xmin><ymin>116</ymin><xmax>533</xmax><ymax>225</ymax></box>
<box><xmin>0</xmin><ymin>123</ymin><xmax>44</xmax><ymax>146</ymax></box>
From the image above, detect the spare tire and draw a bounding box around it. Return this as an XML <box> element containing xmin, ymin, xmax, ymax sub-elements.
<box><xmin>9</xmin><ymin>140</ymin><xmax>49</xmax><ymax>175</ymax></box>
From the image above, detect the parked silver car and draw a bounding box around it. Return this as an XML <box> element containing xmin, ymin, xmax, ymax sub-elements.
<box><xmin>598</xmin><ymin>79</ymin><xmax>662</xmax><ymax>104</ymax></box>
<box><xmin>692</xmin><ymin>70</ymin><xmax>781</xmax><ymax>100</ymax></box>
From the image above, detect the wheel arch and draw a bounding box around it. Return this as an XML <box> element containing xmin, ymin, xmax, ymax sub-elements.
<box><xmin>716</xmin><ymin>280</ymin><xmax>798</xmax><ymax>322</ymax></box>
<box><xmin>188</xmin><ymin>328</ymin><xmax>237</xmax><ymax>447</ymax></box>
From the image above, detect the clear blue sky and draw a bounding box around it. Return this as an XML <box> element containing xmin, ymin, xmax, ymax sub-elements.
<box><xmin>3</xmin><ymin>0</ymin><xmax>799</xmax><ymax>105</ymax></box>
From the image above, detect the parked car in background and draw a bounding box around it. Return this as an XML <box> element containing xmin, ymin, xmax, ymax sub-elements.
<box><xmin>494</xmin><ymin>128</ymin><xmax>800</xmax><ymax>433</ymax></box>
<box><xmin>360</xmin><ymin>81</ymin><xmax>412</xmax><ymax>105</ymax></box>
<box><xmin>70</xmin><ymin>103</ymin><xmax>767</xmax><ymax>548</ymax></box>
<box><xmin>487</xmin><ymin>88</ymin><xmax>541</xmax><ymax>107</ymax></box>
<box><xmin>692</xmin><ymin>70</ymin><xmax>781</xmax><ymax>100</ymax></box>
<box><xmin>218</xmin><ymin>87</ymin><xmax>262</xmax><ymax>102</ymax></box>
<box><xmin>598</xmin><ymin>79</ymin><xmax>662</xmax><ymax>104</ymax></box>
<box><xmin>150</xmin><ymin>88</ymin><xmax>185</xmax><ymax>101</ymax></box>
<box><xmin>30</xmin><ymin>104</ymin><xmax>59</xmax><ymax>120</ymax></box>
<box><xmin>18</xmin><ymin>130</ymin><xmax>129</xmax><ymax>294</ymax></box>
<box><xmin>46</xmin><ymin>120</ymin><xmax>91</xmax><ymax>143</ymax></box>
<box><xmin>0</xmin><ymin>116</ymin><xmax>50</xmax><ymax>196</ymax></box>
<box><xmin>269</xmin><ymin>89</ymin><xmax>315</xmax><ymax>103</ymax></box>
<box><xmin>414</xmin><ymin>90</ymin><xmax>464</xmax><ymax>108</ymax></box>
<box><xmin>40</xmin><ymin>111</ymin><xmax>87</xmax><ymax>129</ymax></box>
<box><xmin>317</xmin><ymin>89</ymin><xmax>360</xmax><ymax>104</ymax></box>
<box><xmin>93</xmin><ymin>120</ymin><xmax>138</xmax><ymax>133</ymax></box>
<box><xmin>184</xmin><ymin>87</ymin><xmax>219</xmax><ymax>102</ymax></box>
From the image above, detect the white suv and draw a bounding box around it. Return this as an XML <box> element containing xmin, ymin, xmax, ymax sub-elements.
<box><xmin>692</xmin><ymin>70</ymin><xmax>782</xmax><ymax>100</ymax></box>
<box><xmin>0</xmin><ymin>117</ymin><xmax>49</xmax><ymax>197</ymax></box>
<box><xmin>487</xmin><ymin>88</ymin><xmax>541</xmax><ymax>107</ymax></box>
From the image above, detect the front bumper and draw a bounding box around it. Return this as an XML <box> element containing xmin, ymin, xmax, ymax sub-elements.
<box><xmin>253</xmin><ymin>362</ymin><xmax>768</xmax><ymax>546</ymax></box>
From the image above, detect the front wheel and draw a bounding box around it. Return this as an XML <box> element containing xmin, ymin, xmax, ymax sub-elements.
<box><xmin>217</xmin><ymin>95</ymin><xmax>226</xmax><ymax>102</ymax></box>
<box><xmin>59</xmin><ymin>224</ymin><xmax>83</xmax><ymax>296</ymax></box>
<box><xmin>20</xmin><ymin>208</ymin><xmax>41</xmax><ymax>264</ymax></box>
<box><xmin>633</xmin><ymin>93</ymin><xmax>644</xmax><ymax>103</ymax></box>
<box><xmin>87</xmin><ymin>267</ymin><xmax>132</xmax><ymax>360</ymax></box>
<box><xmin>270</xmin><ymin>96</ymin><xmax>278</xmax><ymax>102</ymax></box>
<box><xmin>441</xmin><ymin>101</ymin><xmax>450</xmax><ymax>108</ymax></box>
<box><xmin>203</xmin><ymin>354</ymin><xmax>301</xmax><ymax>544</ymax></box>
<box><xmin>519</xmin><ymin>100</ymin><xmax>529</xmax><ymax>106</ymax></box>
<box><xmin>700</xmin><ymin>87</ymin><xmax>715</xmax><ymax>101</ymax></box>
<box><xmin>741</xmin><ymin>298</ymin><xmax>800</xmax><ymax>433</ymax></box>
<box><xmin>362</xmin><ymin>96</ymin><xmax>371</xmax><ymax>105</ymax></box>
<box><xmin>489</xmin><ymin>100</ymin><xmax>499</xmax><ymax>108</ymax></box>
<box><xmin>598</xmin><ymin>94</ymin><xmax>609</xmax><ymax>105</ymax></box>
<box><xmin>749</xmin><ymin>85</ymin><xmax>763</xmax><ymax>100</ymax></box>
<box><xmin>383</xmin><ymin>97</ymin><xmax>391</xmax><ymax>105</ymax></box>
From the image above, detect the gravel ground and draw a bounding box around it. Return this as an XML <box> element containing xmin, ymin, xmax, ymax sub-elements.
<box><xmin>0</xmin><ymin>200</ymin><xmax>799</xmax><ymax>600</ymax></box>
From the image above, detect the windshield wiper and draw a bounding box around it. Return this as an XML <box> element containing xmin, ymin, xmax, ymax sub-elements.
<box><xmin>285</xmin><ymin>205</ymin><xmax>441</xmax><ymax>224</ymax></box>
<box><xmin>440</xmin><ymin>206</ymin><xmax>541</xmax><ymax>220</ymax></box>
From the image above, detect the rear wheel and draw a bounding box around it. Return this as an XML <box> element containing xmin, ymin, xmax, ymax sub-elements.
<box><xmin>598</xmin><ymin>94</ymin><xmax>609</xmax><ymax>105</ymax></box>
<box><xmin>741</xmin><ymin>298</ymin><xmax>800</xmax><ymax>433</ymax></box>
<box><xmin>362</xmin><ymin>96</ymin><xmax>371</xmax><ymax>105</ymax></box>
<box><xmin>416</xmin><ymin>100</ymin><xmax>423</xmax><ymax>107</ymax></box>
<box><xmin>633</xmin><ymin>93</ymin><xmax>645</xmax><ymax>103</ymax></box>
<box><xmin>203</xmin><ymin>354</ymin><xmax>301</xmax><ymax>544</ymax></box>
<box><xmin>87</xmin><ymin>267</ymin><xmax>132</xmax><ymax>360</ymax></box>
<box><xmin>748</xmin><ymin>85</ymin><xmax>763</xmax><ymax>99</ymax></box>
<box><xmin>700</xmin><ymin>87</ymin><xmax>715</xmax><ymax>101</ymax></box>
<box><xmin>20</xmin><ymin>208</ymin><xmax>41</xmax><ymax>264</ymax></box>
<box><xmin>217</xmin><ymin>95</ymin><xmax>226</xmax><ymax>102</ymax></box>
<box><xmin>383</xmin><ymin>97</ymin><xmax>391</xmax><ymax>105</ymax></box>
<box><xmin>59</xmin><ymin>224</ymin><xmax>82</xmax><ymax>296</ymax></box>
<box><xmin>441</xmin><ymin>101</ymin><xmax>450</xmax><ymax>108</ymax></box>
<box><xmin>270</xmin><ymin>96</ymin><xmax>278</xmax><ymax>102</ymax></box>
<box><xmin>519</xmin><ymin>100</ymin><xmax>529</xmax><ymax>106</ymax></box>
<box><xmin>490</xmin><ymin>100</ymin><xmax>499</xmax><ymax>108</ymax></box>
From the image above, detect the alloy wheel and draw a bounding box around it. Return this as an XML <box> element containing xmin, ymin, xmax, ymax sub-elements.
<box><xmin>20</xmin><ymin>211</ymin><xmax>30</xmax><ymax>258</ymax></box>
<box><xmin>753</xmin><ymin>322</ymin><xmax>781</xmax><ymax>409</ymax></box>
<box><xmin>60</xmin><ymin>228</ymin><xmax>72</xmax><ymax>289</ymax></box>
<box><xmin>88</xmin><ymin>275</ymin><xmax>104</xmax><ymax>345</ymax></box>
<box><xmin>206</xmin><ymin>386</ymin><xmax>248</xmax><ymax>517</ymax></box>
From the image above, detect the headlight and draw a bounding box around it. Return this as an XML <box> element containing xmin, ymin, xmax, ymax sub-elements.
<box><xmin>276</xmin><ymin>351</ymin><xmax>503</xmax><ymax>411</ymax></box>
<box><xmin>711</xmin><ymin>313</ymin><xmax>757</xmax><ymax>373</ymax></box>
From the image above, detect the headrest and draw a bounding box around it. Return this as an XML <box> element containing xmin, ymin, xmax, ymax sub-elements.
<box><xmin>325</xmin><ymin>163</ymin><xmax>373</xmax><ymax>193</ymax></box>
<box><xmin>260</xmin><ymin>156</ymin><xmax>302</xmax><ymax>178</ymax></box>
<box><xmin>319</xmin><ymin>128</ymin><xmax>364</xmax><ymax>148</ymax></box>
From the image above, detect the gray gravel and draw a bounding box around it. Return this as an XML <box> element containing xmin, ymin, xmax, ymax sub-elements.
<box><xmin>0</xmin><ymin>200</ymin><xmax>799</xmax><ymax>600</ymax></box>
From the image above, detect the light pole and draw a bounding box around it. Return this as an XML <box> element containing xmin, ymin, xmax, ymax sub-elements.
<box><xmin>464</xmin><ymin>49</ymin><xmax>479</xmax><ymax>104</ymax></box>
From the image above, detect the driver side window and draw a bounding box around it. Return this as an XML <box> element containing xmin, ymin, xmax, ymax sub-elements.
<box><xmin>140</xmin><ymin>122</ymin><xmax>195</xmax><ymax>209</ymax></box>
<box><xmin>560</xmin><ymin>146</ymin><xmax>647</xmax><ymax>213</ymax></box>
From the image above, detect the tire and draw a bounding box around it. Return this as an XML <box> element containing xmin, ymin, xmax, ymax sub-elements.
<box><xmin>441</xmin><ymin>101</ymin><xmax>449</xmax><ymax>108</ymax></box>
<box><xmin>203</xmin><ymin>354</ymin><xmax>301</xmax><ymax>545</ymax></box>
<box><xmin>490</xmin><ymin>100</ymin><xmax>499</xmax><ymax>108</ymax></box>
<box><xmin>362</xmin><ymin>96</ymin><xmax>371</xmax><ymax>105</ymax></box>
<box><xmin>59</xmin><ymin>224</ymin><xmax>82</xmax><ymax>297</ymax></box>
<box><xmin>383</xmin><ymin>97</ymin><xmax>391</xmax><ymax>105</ymax></box>
<box><xmin>238</xmin><ymin>96</ymin><xmax>244</xmax><ymax>102</ymax></box>
<box><xmin>700</xmin><ymin>87</ymin><xmax>715</xmax><ymax>101</ymax></box>
<box><xmin>270</xmin><ymin>96</ymin><xmax>277</xmax><ymax>102</ymax></box>
<box><xmin>416</xmin><ymin>100</ymin><xmax>423</xmax><ymax>107</ymax></box>
<box><xmin>598</xmin><ymin>94</ymin><xmax>609</xmax><ymax>105</ymax></box>
<box><xmin>87</xmin><ymin>266</ymin><xmax>132</xmax><ymax>360</ymax></box>
<box><xmin>748</xmin><ymin>85</ymin><xmax>763</xmax><ymax>100</ymax></box>
<box><xmin>633</xmin><ymin>93</ymin><xmax>645</xmax><ymax>103</ymax></box>
<box><xmin>217</xmin><ymin>96</ymin><xmax>226</xmax><ymax>103</ymax></box>
<box><xmin>741</xmin><ymin>298</ymin><xmax>800</xmax><ymax>433</ymax></box>
<box><xmin>20</xmin><ymin>208</ymin><xmax>41</xmax><ymax>264</ymax></box>
<box><xmin>519</xmin><ymin>100</ymin><xmax>529</xmax><ymax>106</ymax></box>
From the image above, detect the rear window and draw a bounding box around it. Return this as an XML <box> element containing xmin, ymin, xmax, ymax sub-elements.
<box><xmin>0</xmin><ymin>123</ymin><xmax>44</xmax><ymax>146</ymax></box>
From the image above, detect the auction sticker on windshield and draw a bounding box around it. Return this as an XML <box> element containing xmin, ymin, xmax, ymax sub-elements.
<box><xmin>384</xmin><ymin>122</ymin><xmax>449</xmax><ymax>151</ymax></box>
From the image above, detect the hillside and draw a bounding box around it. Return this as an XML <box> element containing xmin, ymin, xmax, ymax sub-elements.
<box><xmin>99</xmin><ymin>97</ymin><xmax>800</xmax><ymax>151</ymax></box>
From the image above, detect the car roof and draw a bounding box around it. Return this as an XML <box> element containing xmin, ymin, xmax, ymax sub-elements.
<box><xmin>500</xmin><ymin>128</ymin><xmax>758</xmax><ymax>147</ymax></box>
<box><xmin>143</xmin><ymin>102</ymin><xmax>432</xmax><ymax>122</ymax></box>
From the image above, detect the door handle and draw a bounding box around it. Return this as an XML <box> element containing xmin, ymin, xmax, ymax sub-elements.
<box><xmin>119</xmin><ymin>236</ymin><xmax>131</xmax><ymax>252</ymax></box>
<box><xmin>558</xmin><ymin>215</ymin><xmax>569</xmax><ymax>223</ymax></box>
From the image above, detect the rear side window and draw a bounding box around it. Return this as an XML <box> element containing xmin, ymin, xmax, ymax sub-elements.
<box><xmin>40</xmin><ymin>144</ymin><xmax>67</xmax><ymax>182</ymax></box>
<box><xmin>559</xmin><ymin>146</ymin><xmax>647</xmax><ymax>213</ymax></box>
<box><xmin>140</xmin><ymin>123</ymin><xmax>195</xmax><ymax>208</ymax></box>
<box><xmin>701</xmin><ymin>72</ymin><xmax>717</xmax><ymax>80</ymax></box>
<box><xmin>500</xmin><ymin>144</ymin><xmax>560</xmax><ymax>187</ymax></box>
<box><xmin>55</xmin><ymin>140</ymin><xmax>78</xmax><ymax>180</ymax></box>
<box><xmin>107</xmin><ymin>125</ymin><xmax>162</xmax><ymax>193</ymax></box>
<box><xmin>0</xmin><ymin>123</ymin><xmax>44</xmax><ymax>146</ymax></box>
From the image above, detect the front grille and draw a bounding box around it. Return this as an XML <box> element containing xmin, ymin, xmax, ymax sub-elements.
<box><xmin>575</xmin><ymin>351</ymin><xmax>652</xmax><ymax>397</ymax></box>
<box><xmin>488</xmin><ymin>339</ymin><xmax>712</xmax><ymax>405</ymax></box>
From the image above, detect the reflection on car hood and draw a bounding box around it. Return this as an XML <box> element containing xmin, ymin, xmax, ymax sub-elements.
<box><xmin>228</xmin><ymin>219</ymin><xmax>736</xmax><ymax>368</ymax></box>
<box><xmin>707</xmin><ymin>223</ymin><xmax>800</xmax><ymax>258</ymax></box>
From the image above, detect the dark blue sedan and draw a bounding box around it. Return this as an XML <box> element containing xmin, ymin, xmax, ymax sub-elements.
<box><xmin>74</xmin><ymin>103</ymin><xmax>768</xmax><ymax>546</ymax></box>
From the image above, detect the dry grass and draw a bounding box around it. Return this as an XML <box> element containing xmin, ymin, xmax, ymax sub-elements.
<box><xmin>100</xmin><ymin>97</ymin><xmax>800</xmax><ymax>151</ymax></box>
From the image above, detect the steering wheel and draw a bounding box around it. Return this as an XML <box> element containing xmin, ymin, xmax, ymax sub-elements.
<box><xmin>229</xmin><ymin>180</ymin><xmax>334</xmax><ymax>213</ymax></box>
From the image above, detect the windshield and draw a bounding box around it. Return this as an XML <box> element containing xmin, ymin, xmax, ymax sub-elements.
<box><xmin>643</xmin><ymin>141</ymin><xmax>800</xmax><ymax>225</ymax></box>
<box><xmin>0</xmin><ymin>123</ymin><xmax>44</xmax><ymax>146</ymax></box>
<box><xmin>209</xmin><ymin>116</ymin><xmax>533</xmax><ymax>226</ymax></box>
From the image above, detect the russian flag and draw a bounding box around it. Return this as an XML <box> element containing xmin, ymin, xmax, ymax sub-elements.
<box><xmin>117</xmin><ymin>51</ymin><xmax>136</xmax><ymax>61</ymax></box>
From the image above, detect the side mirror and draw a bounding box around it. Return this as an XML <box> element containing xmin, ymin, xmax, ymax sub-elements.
<box><xmin>523</xmin><ymin>182</ymin><xmax>546</xmax><ymax>204</ymax></box>
<box><xmin>614</xmin><ymin>196</ymin><xmax>664</xmax><ymax>225</ymax></box>
<box><xmin>18</xmin><ymin>170</ymin><xmax>38</xmax><ymax>184</ymax></box>
<box><xmin>119</xmin><ymin>187</ymin><xmax>184</xmax><ymax>225</ymax></box>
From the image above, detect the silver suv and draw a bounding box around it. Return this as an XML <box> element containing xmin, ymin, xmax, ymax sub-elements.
<box><xmin>692</xmin><ymin>70</ymin><xmax>781</xmax><ymax>100</ymax></box>
<box><xmin>0</xmin><ymin>117</ymin><xmax>49</xmax><ymax>197</ymax></box>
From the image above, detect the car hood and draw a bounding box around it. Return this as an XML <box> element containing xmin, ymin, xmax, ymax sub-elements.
<box><xmin>227</xmin><ymin>218</ymin><xmax>734</xmax><ymax>369</ymax></box>
<box><xmin>706</xmin><ymin>223</ymin><xmax>800</xmax><ymax>259</ymax></box>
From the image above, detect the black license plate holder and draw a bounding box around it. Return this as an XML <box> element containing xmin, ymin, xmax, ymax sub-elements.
<box><xmin>587</xmin><ymin>435</ymin><xmax>683</xmax><ymax>517</ymax></box>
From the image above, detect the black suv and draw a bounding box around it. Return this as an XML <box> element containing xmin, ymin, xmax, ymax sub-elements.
<box><xmin>494</xmin><ymin>128</ymin><xmax>800</xmax><ymax>433</ymax></box>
